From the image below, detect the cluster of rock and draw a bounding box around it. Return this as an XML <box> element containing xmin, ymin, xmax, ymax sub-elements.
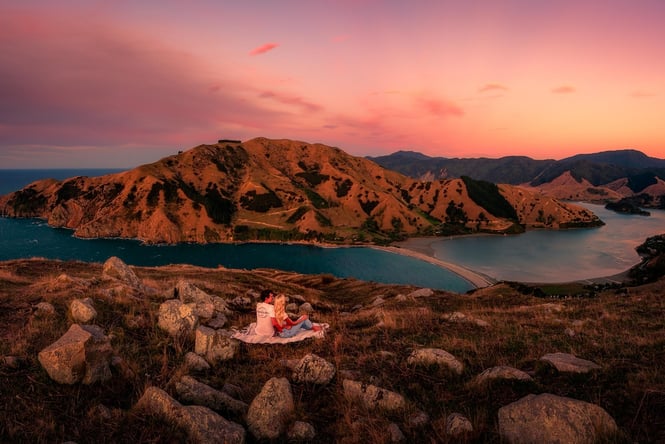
<box><xmin>29</xmin><ymin>257</ymin><xmax>620</xmax><ymax>443</ymax></box>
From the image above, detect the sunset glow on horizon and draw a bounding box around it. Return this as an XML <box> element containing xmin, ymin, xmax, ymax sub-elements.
<box><xmin>1</xmin><ymin>0</ymin><xmax>664</xmax><ymax>168</ymax></box>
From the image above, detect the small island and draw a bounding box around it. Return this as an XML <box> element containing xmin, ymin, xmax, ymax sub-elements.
<box><xmin>605</xmin><ymin>199</ymin><xmax>650</xmax><ymax>216</ymax></box>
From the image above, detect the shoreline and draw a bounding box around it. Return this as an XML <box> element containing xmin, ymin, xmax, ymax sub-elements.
<box><xmin>374</xmin><ymin>238</ymin><xmax>497</xmax><ymax>289</ymax></box>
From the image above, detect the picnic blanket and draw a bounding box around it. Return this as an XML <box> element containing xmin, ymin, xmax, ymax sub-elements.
<box><xmin>231</xmin><ymin>322</ymin><xmax>329</xmax><ymax>344</ymax></box>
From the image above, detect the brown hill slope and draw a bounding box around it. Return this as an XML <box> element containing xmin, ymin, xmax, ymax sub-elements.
<box><xmin>0</xmin><ymin>138</ymin><xmax>602</xmax><ymax>244</ymax></box>
<box><xmin>0</xmin><ymin>257</ymin><xmax>663</xmax><ymax>442</ymax></box>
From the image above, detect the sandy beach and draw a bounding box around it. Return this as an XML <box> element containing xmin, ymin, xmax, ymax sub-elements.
<box><xmin>375</xmin><ymin>237</ymin><xmax>497</xmax><ymax>289</ymax></box>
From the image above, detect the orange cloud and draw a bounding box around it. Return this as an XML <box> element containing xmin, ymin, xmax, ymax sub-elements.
<box><xmin>259</xmin><ymin>91</ymin><xmax>322</xmax><ymax>113</ymax></box>
<box><xmin>417</xmin><ymin>97</ymin><xmax>464</xmax><ymax>117</ymax></box>
<box><xmin>249</xmin><ymin>42</ymin><xmax>278</xmax><ymax>56</ymax></box>
<box><xmin>552</xmin><ymin>85</ymin><xmax>576</xmax><ymax>94</ymax></box>
<box><xmin>479</xmin><ymin>83</ymin><xmax>509</xmax><ymax>93</ymax></box>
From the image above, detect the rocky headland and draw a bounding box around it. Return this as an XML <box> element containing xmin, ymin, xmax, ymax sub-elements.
<box><xmin>0</xmin><ymin>137</ymin><xmax>602</xmax><ymax>245</ymax></box>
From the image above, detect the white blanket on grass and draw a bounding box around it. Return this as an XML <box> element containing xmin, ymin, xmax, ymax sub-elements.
<box><xmin>231</xmin><ymin>322</ymin><xmax>328</xmax><ymax>344</ymax></box>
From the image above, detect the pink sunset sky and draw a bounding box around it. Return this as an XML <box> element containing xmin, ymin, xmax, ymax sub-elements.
<box><xmin>1</xmin><ymin>0</ymin><xmax>664</xmax><ymax>168</ymax></box>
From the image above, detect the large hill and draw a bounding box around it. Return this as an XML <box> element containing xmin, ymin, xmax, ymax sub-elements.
<box><xmin>0</xmin><ymin>138</ymin><xmax>601</xmax><ymax>244</ymax></box>
<box><xmin>369</xmin><ymin>149</ymin><xmax>665</xmax><ymax>207</ymax></box>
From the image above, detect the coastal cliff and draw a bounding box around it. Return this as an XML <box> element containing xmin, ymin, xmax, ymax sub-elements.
<box><xmin>0</xmin><ymin>137</ymin><xmax>602</xmax><ymax>244</ymax></box>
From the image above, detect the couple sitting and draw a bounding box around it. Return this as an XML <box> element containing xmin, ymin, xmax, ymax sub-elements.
<box><xmin>255</xmin><ymin>289</ymin><xmax>322</xmax><ymax>338</ymax></box>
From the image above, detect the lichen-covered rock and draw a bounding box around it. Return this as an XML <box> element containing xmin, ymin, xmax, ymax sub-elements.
<box><xmin>135</xmin><ymin>386</ymin><xmax>245</xmax><ymax>444</ymax></box>
<box><xmin>498</xmin><ymin>393</ymin><xmax>618</xmax><ymax>444</ymax></box>
<box><xmin>195</xmin><ymin>326</ymin><xmax>238</xmax><ymax>364</ymax></box>
<box><xmin>69</xmin><ymin>298</ymin><xmax>97</xmax><ymax>323</ymax></box>
<box><xmin>292</xmin><ymin>353</ymin><xmax>336</xmax><ymax>385</ymax></box>
<box><xmin>176</xmin><ymin>280</ymin><xmax>216</xmax><ymax>319</ymax></box>
<box><xmin>407</xmin><ymin>348</ymin><xmax>464</xmax><ymax>375</ymax></box>
<box><xmin>246</xmin><ymin>377</ymin><xmax>294</xmax><ymax>440</ymax></box>
<box><xmin>157</xmin><ymin>299</ymin><xmax>198</xmax><ymax>337</ymax></box>
<box><xmin>342</xmin><ymin>379</ymin><xmax>406</xmax><ymax>413</ymax></box>
<box><xmin>38</xmin><ymin>324</ymin><xmax>112</xmax><ymax>385</ymax></box>
<box><xmin>102</xmin><ymin>256</ymin><xmax>142</xmax><ymax>289</ymax></box>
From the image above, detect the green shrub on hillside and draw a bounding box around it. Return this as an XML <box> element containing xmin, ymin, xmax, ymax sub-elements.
<box><xmin>461</xmin><ymin>175</ymin><xmax>518</xmax><ymax>220</ymax></box>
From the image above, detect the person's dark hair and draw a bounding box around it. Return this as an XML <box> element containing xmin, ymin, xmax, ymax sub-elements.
<box><xmin>260</xmin><ymin>289</ymin><xmax>273</xmax><ymax>302</ymax></box>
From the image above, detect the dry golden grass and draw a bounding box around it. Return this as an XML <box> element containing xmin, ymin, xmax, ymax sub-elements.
<box><xmin>1</xmin><ymin>259</ymin><xmax>664</xmax><ymax>442</ymax></box>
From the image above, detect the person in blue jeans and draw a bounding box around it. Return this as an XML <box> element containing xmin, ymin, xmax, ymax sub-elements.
<box><xmin>273</xmin><ymin>293</ymin><xmax>321</xmax><ymax>338</ymax></box>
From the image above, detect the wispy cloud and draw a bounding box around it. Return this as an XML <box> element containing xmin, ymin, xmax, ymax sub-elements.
<box><xmin>416</xmin><ymin>97</ymin><xmax>464</xmax><ymax>117</ymax></box>
<box><xmin>479</xmin><ymin>83</ymin><xmax>509</xmax><ymax>93</ymax></box>
<box><xmin>552</xmin><ymin>85</ymin><xmax>576</xmax><ymax>94</ymax></box>
<box><xmin>631</xmin><ymin>90</ymin><xmax>656</xmax><ymax>98</ymax></box>
<box><xmin>259</xmin><ymin>91</ymin><xmax>322</xmax><ymax>113</ymax></box>
<box><xmin>249</xmin><ymin>42</ymin><xmax>278</xmax><ymax>56</ymax></box>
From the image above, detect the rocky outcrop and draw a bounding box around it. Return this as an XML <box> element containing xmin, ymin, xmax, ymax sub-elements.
<box><xmin>175</xmin><ymin>376</ymin><xmax>248</xmax><ymax>418</ymax></box>
<box><xmin>135</xmin><ymin>386</ymin><xmax>245</xmax><ymax>444</ymax></box>
<box><xmin>102</xmin><ymin>256</ymin><xmax>143</xmax><ymax>289</ymax></box>
<box><xmin>38</xmin><ymin>324</ymin><xmax>112</xmax><ymax>385</ymax></box>
<box><xmin>498</xmin><ymin>393</ymin><xmax>618</xmax><ymax>444</ymax></box>
<box><xmin>157</xmin><ymin>300</ymin><xmax>198</xmax><ymax>337</ymax></box>
<box><xmin>472</xmin><ymin>366</ymin><xmax>533</xmax><ymax>386</ymax></box>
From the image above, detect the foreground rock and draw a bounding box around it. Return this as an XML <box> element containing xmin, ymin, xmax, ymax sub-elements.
<box><xmin>38</xmin><ymin>324</ymin><xmax>112</xmax><ymax>385</ymax></box>
<box><xmin>195</xmin><ymin>326</ymin><xmax>238</xmax><ymax>364</ymax></box>
<box><xmin>69</xmin><ymin>298</ymin><xmax>97</xmax><ymax>323</ymax></box>
<box><xmin>472</xmin><ymin>365</ymin><xmax>533</xmax><ymax>386</ymax></box>
<box><xmin>102</xmin><ymin>256</ymin><xmax>143</xmax><ymax>289</ymax></box>
<box><xmin>291</xmin><ymin>353</ymin><xmax>336</xmax><ymax>385</ymax></box>
<box><xmin>498</xmin><ymin>393</ymin><xmax>618</xmax><ymax>444</ymax></box>
<box><xmin>342</xmin><ymin>379</ymin><xmax>406</xmax><ymax>413</ymax></box>
<box><xmin>136</xmin><ymin>386</ymin><xmax>245</xmax><ymax>444</ymax></box>
<box><xmin>157</xmin><ymin>299</ymin><xmax>198</xmax><ymax>337</ymax></box>
<box><xmin>175</xmin><ymin>376</ymin><xmax>248</xmax><ymax>418</ymax></box>
<box><xmin>407</xmin><ymin>348</ymin><xmax>464</xmax><ymax>375</ymax></box>
<box><xmin>540</xmin><ymin>352</ymin><xmax>601</xmax><ymax>373</ymax></box>
<box><xmin>246</xmin><ymin>377</ymin><xmax>295</xmax><ymax>440</ymax></box>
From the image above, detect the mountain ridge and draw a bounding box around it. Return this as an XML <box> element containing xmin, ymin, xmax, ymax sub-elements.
<box><xmin>369</xmin><ymin>148</ymin><xmax>665</xmax><ymax>207</ymax></box>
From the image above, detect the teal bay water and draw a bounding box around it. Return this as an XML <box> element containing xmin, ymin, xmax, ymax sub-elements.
<box><xmin>0</xmin><ymin>218</ymin><xmax>474</xmax><ymax>292</ymax></box>
<box><xmin>427</xmin><ymin>203</ymin><xmax>665</xmax><ymax>283</ymax></box>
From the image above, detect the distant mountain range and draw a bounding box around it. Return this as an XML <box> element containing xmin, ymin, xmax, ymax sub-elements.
<box><xmin>0</xmin><ymin>138</ymin><xmax>602</xmax><ymax>244</ymax></box>
<box><xmin>369</xmin><ymin>149</ymin><xmax>665</xmax><ymax>207</ymax></box>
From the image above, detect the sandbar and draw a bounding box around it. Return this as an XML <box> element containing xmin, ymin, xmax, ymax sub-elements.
<box><xmin>375</xmin><ymin>237</ymin><xmax>497</xmax><ymax>289</ymax></box>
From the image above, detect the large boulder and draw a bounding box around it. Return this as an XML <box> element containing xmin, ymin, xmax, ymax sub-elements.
<box><xmin>175</xmin><ymin>376</ymin><xmax>248</xmax><ymax>418</ymax></box>
<box><xmin>136</xmin><ymin>386</ymin><xmax>245</xmax><ymax>444</ymax></box>
<box><xmin>342</xmin><ymin>379</ymin><xmax>406</xmax><ymax>414</ymax></box>
<box><xmin>195</xmin><ymin>326</ymin><xmax>238</xmax><ymax>364</ymax></box>
<box><xmin>292</xmin><ymin>353</ymin><xmax>336</xmax><ymax>385</ymax></box>
<box><xmin>176</xmin><ymin>280</ymin><xmax>232</xmax><ymax>318</ymax></box>
<box><xmin>498</xmin><ymin>393</ymin><xmax>618</xmax><ymax>444</ymax></box>
<box><xmin>69</xmin><ymin>298</ymin><xmax>97</xmax><ymax>324</ymax></box>
<box><xmin>407</xmin><ymin>348</ymin><xmax>464</xmax><ymax>375</ymax></box>
<box><xmin>246</xmin><ymin>377</ymin><xmax>295</xmax><ymax>440</ymax></box>
<box><xmin>38</xmin><ymin>324</ymin><xmax>112</xmax><ymax>385</ymax></box>
<box><xmin>101</xmin><ymin>256</ymin><xmax>142</xmax><ymax>289</ymax></box>
<box><xmin>157</xmin><ymin>300</ymin><xmax>198</xmax><ymax>337</ymax></box>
